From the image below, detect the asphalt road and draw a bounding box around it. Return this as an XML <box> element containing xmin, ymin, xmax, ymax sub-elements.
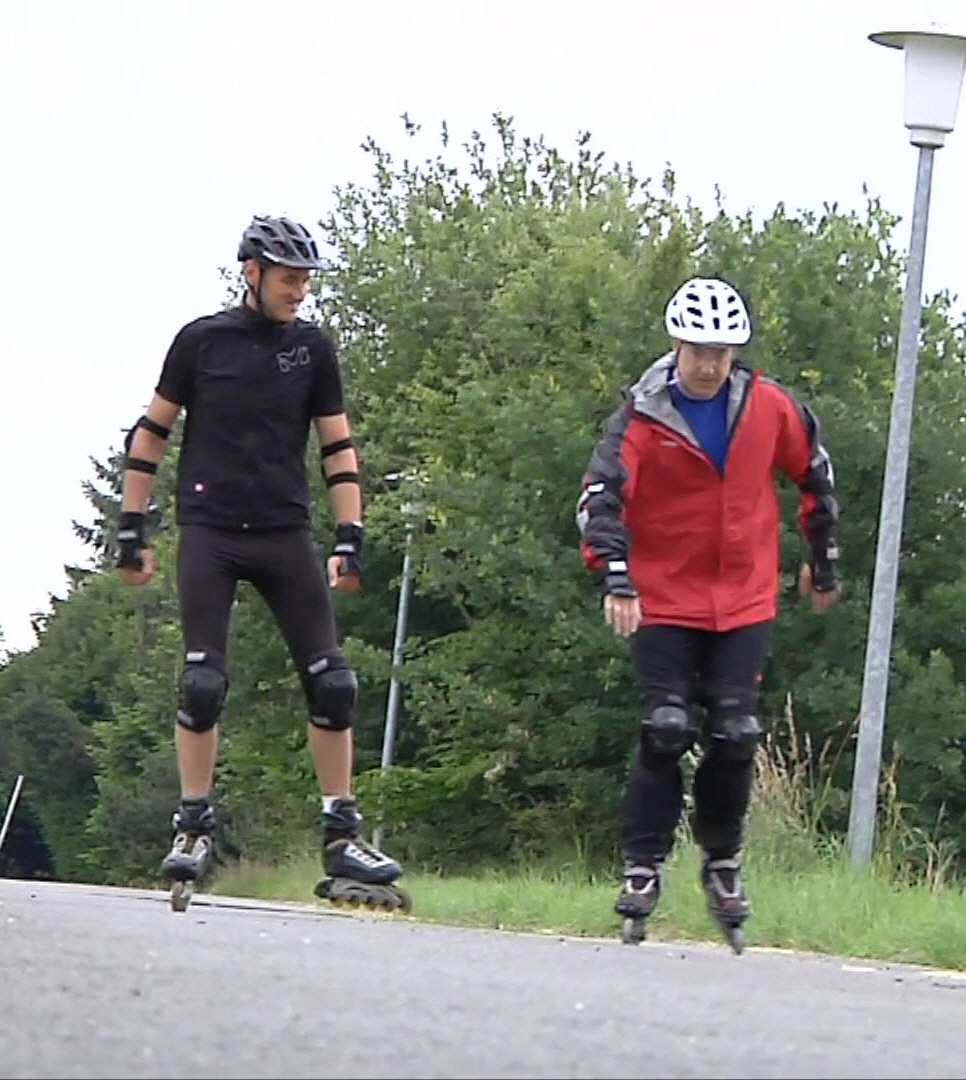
<box><xmin>1</xmin><ymin>878</ymin><xmax>964</xmax><ymax>1079</ymax></box>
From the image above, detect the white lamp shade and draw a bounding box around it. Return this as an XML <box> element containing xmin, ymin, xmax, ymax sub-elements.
<box><xmin>871</xmin><ymin>24</ymin><xmax>966</xmax><ymax>146</ymax></box>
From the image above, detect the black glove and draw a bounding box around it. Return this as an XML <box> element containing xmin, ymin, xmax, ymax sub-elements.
<box><xmin>116</xmin><ymin>511</ymin><xmax>147</xmax><ymax>571</ymax></box>
<box><xmin>810</xmin><ymin>544</ymin><xmax>841</xmax><ymax>593</ymax></box>
<box><xmin>596</xmin><ymin>559</ymin><xmax>637</xmax><ymax>599</ymax></box>
<box><xmin>331</xmin><ymin>522</ymin><xmax>364</xmax><ymax>581</ymax></box>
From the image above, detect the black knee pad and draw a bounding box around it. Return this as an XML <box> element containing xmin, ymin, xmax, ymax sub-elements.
<box><xmin>306</xmin><ymin>654</ymin><xmax>358</xmax><ymax>731</ymax></box>
<box><xmin>707</xmin><ymin>698</ymin><xmax>762</xmax><ymax>762</ymax></box>
<box><xmin>641</xmin><ymin>696</ymin><xmax>697</xmax><ymax>759</ymax></box>
<box><xmin>177</xmin><ymin>651</ymin><xmax>227</xmax><ymax>733</ymax></box>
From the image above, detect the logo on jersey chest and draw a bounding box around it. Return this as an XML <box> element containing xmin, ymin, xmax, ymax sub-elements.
<box><xmin>276</xmin><ymin>345</ymin><xmax>310</xmax><ymax>373</ymax></box>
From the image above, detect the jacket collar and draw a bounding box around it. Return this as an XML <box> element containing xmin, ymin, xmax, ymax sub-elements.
<box><xmin>625</xmin><ymin>352</ymin><xmax>755</xmax><ymax>439</ymax></box>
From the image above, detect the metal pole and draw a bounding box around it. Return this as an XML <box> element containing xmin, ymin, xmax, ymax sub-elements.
<box><xmin>847</xmin><ymin>145</ymin><xmax>936</xmax><ymax>868</ymax></box>
<box><xmin>373</xmin><ymin>527</ymin><xmax>415</xmax><ymax>850</ymax></box>
<box><xmin>0</xmin><ymin>774</ymin><xmax>25</xmax><ymax>860</ymax></box>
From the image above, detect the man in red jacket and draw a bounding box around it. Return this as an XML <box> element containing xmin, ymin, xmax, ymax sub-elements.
<box><xmin>576</xmin><ymin>276</ymin><xmax>841</xmax><ymax>949</ymax></box>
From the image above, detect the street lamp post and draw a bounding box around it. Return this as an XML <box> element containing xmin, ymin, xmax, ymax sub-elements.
<box><xmin>0</xmin><ymin>774</ymin><xmax>24</xmax><ymax>861</ymax></box>
<box><xmin>847</xmin><ymin>22</ymin><xmax>966</xmax><ymax>869</ymax></box>
<box><xmin>372</xmin><ymin>497</ymin><xmax>423</xmax><ymax>851</ymax></box>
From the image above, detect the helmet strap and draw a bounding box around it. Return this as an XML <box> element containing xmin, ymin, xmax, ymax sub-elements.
<box><xmin>245</xmin><ymin>262</ymin><xmax>280</xmax><ymax>322</ymax></box>
<box><xmin>254</xmin><ymin>264</ymin><xmax>265</xmax><ymax>312</ymax></box>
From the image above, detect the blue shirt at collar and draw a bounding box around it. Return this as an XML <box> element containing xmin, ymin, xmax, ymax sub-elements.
<box><xmin>668</xmin><ymin>371</ymin><xmax>730</xmax><ymax>474</ymax></box>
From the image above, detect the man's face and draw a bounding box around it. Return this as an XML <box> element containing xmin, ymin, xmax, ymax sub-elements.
<box><xmin>673</xmin><ymin>341</ymin><xmax>736</xmax><ymax>399</ymax></box>
<box><xmin>246</xmin><ymin>262</ymin><xmax>312</xmax><ymax>322</ymax></box>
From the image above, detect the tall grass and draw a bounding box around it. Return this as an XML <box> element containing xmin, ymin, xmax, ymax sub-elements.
<box><xmin>752</xmin><ymin>693</ymin><xmax>957</xmax><ymax>890</ymax></box>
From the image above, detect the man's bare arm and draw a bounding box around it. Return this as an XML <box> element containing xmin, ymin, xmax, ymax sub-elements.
<box><xmin>314</xmin><ymin>414</ymin><xmax>363</xmax><ymax>589</ymax></box>
<box><xmin>116</xmin><ymin>394</ymin><xmax>183</xmax><ymax>582</ymax></box>
<box><xmin>121</xmin><ymin>393</ymin><xmax>183</xmax><ymax>513</ymax></box>
<box><xmin>314</xmin><ymin>413</ymin><xmax>362</xmax><ymax>525</ymax></box>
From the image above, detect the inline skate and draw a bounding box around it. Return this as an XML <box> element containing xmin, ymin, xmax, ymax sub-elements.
<box><xmin>161</xmin><ymin>797</ymin><xmax>215</xmax><ymax>913</ymax></box>
<box><xmin>615</xmin><ymin>862</ymin><xmax>662</xmax><ymax>945</ymax></box>
<box><xmin>701</xmin><ymin>855</ymin><xmax>749</xmax><ymax>954</ymax></box>
<box><xmin>313</xmin><ymin>797</ymin><xmax>412</xmax><ymax>914</ymax></box>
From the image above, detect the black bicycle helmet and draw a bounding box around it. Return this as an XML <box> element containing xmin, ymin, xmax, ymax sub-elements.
<box><xmin>237</xmin><ymin>215</ymin><xmax>322</xmax><ymax>270</ymax></box>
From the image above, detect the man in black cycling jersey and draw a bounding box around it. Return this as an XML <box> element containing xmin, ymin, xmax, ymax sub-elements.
<box><xmin>117</xmin><ymin>215</ymin><xmax>408</xmax><ymax>912</ymax></box>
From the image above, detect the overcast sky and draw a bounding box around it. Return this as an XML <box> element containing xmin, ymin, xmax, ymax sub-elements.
<box><xmin>1</xmin><ymin>0</ymin><xmax>965</xmax><ymax>654</ymax></box>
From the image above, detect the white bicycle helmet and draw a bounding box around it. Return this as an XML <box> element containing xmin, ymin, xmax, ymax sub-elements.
<box><xmin>664</xmin><ymin>277</ymin><xmax>751</xmax><ymax>346</ymax></box>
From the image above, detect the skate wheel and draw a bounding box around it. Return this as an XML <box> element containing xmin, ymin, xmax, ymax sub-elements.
<box><xmin>362</xmin><ymin>890</ymin><xmax>406</xmax><ymax>914</ymax></box>
<box><xmin>315</xmin><ymin>877</ymin><xmax>413</xmax><ymax>916</ymax></box>
<box><xmin>620</xmin><ymin>917</ymin><xmax>646</xmax><ymax>945</ymax></box>
<box><xmin>726</xmin><ymin>925</ymin><xmax>745</xmax><ymax>955</ymax></box>
<box><xmin>170</xmin><ymin>880</ymin><xmax>192</xmax><ymax>913</ymax></box>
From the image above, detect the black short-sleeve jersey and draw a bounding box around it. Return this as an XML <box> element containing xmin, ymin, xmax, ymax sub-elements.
<box><xmin>155</xmin><ymin>305</ymin><xmax>347</xmax><ymax>531</ymax></box>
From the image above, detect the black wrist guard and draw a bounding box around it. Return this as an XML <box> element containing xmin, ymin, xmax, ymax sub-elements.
<box><xmin>332</xmin><ymin>522</ymin><xmax>364</xmax><ymax>579</ymax></box>
<box><xmin>117</xmin><ymin>511</ymin><xmax>147</xmax><ymax>570</ymax></box>
<box><xmin>811</xmin><ymin>543</ymin><xmax>841</xmax><ymax>593</ymax></box>
<box><xmin>595</xmin><ymin>559</ymin><xmax>637</xmax><ymax>599</ymax></box>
